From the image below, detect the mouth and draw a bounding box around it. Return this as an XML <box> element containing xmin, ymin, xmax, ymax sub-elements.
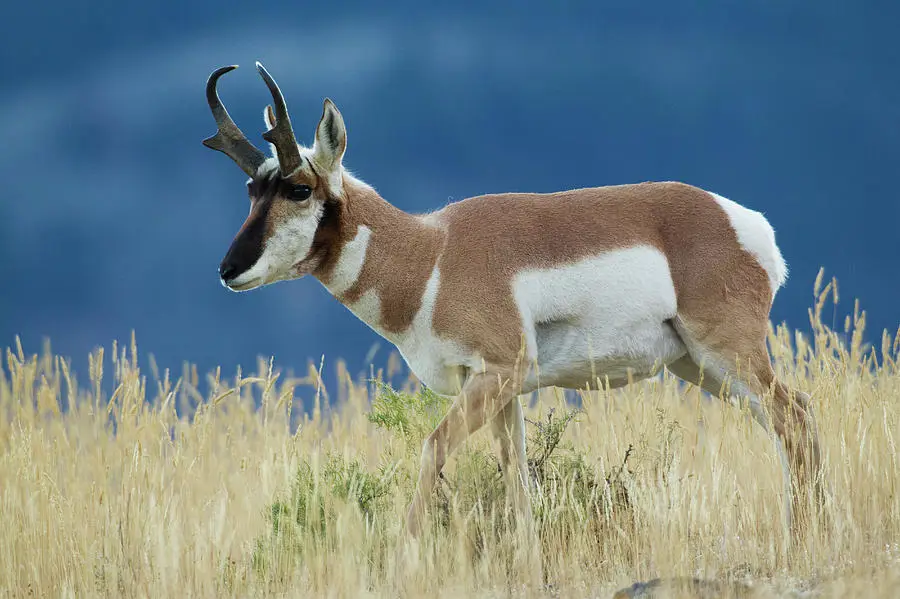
<box><xmin>220</xmin><ymin>259</ymin><xmax>311</xmax><ymax>292</ymax></box>
<box><xmin>221</xmin><ymin>276</ymin><xmax>264</xmax><ymax>292</ymax></box>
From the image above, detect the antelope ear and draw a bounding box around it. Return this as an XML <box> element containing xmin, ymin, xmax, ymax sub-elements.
<box><xmin>262</xmin><ymin>106</ymin><xmax>278</xmax><ymax>157</ymax></box>
<box><xmin>313</xmin><ymin>98</ymin><xmax>346</xmax><ymax>170</ymax></box>
<box><xmin>263</xmin><ymin>105</ymin><xmax>276</xmax><ymax>130</ymax></box>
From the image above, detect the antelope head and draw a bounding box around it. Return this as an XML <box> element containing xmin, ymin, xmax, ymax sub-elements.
<box><xmin>203</xmin><ymin>63</ymin><xmax>347</xmax><ymax>292</ymax></box>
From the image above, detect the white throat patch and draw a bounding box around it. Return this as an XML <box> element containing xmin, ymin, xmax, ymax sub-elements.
<box><xmin>321</xmin><ymin>225</ymin><xmax>372</xmax><ymax>296</ymax></box>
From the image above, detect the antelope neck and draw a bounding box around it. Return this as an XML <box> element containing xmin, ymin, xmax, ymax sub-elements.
<box><xmin>313</xmin><ymin>176</ymin><xmax>446</xmax><ymax>336</ymax></box>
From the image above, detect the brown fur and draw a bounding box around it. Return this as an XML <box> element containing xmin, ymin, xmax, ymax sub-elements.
<box><xmin>313</xmin><ymin>179</ymin><xmax>772</xmax><ymax>368</ymax></box>
<box><xmin>306</xmin><ymin>177</ymin><xmax>822</xmax><ymax>533</ymax></box>
<box><xmin>312</xmin><ymin>180</ymin><xmax>445</xmax><ymax>334</ymax></box>
<box><xmin>434</xmin><ymin>181</ymin><xmax>776</xmax><ymax>365</ymax></box>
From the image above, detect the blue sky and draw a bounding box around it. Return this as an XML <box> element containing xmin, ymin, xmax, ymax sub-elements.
<box><xmin>2</xmin><ymin>2</ymin><xmax>897</xmax><ymax>405</ymax></box>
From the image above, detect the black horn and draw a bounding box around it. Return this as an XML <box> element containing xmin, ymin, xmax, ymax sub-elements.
<box><xmin>202</xmin><ymin>65</ymin><xmax>266</xmax><ymax>177</ymax></box>
<box><xmin>256</xmin><ymin>62</ymin><xmax>303</xmax><ymax>177</ymax></box>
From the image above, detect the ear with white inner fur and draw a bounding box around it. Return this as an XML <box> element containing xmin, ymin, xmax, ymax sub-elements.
<box><xmin>262</xmin><ymin>106</ymin><xmax>278</xmax><ymax>157</ymax></box>
<box><xmin>313</xmin><ymin>99</ymin><xmax>347</xmax><ymax>171</ymax></box>
<box><xmin>263</xmin><ymin>105</ymin><xmax>276</xmax><ymax>130</ymax></box>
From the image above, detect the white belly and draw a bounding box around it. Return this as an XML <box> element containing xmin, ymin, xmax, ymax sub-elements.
<box><xmin>513</xmin><ymin>245</ymin><xmax>687</xmax><ymax>391</ymax></box>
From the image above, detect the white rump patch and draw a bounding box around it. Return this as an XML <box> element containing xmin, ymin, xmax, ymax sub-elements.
<box><xmin>709</xmin><ymin>192</ymin><xmax>788</xmax><ymax>295</ymax></box>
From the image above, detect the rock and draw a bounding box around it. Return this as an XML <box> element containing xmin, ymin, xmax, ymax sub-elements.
<box><xmin>612</xmin><ymin>576</ymin><xmax>752</xmax><ymax>598</ymax></box>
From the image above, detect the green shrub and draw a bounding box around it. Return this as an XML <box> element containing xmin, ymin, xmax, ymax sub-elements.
<box><xmin>253</xmin><ymin>383</ymin><xmax>642</xmax><ymax>581</ymax></box>
<box><xmin>366</xmin><ymin>381</ymin><xmax>451</xmax><ymax>450</ymax></box>
<box><xmin>251</xmin><ymin>454</ymin><xmax>403</xmax><ymax>579</ymax></box>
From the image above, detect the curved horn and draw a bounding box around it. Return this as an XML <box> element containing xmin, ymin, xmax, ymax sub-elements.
<box><xmin>256</xmin><ymin>62</ymin><xmax>303</xmax><ymax>177</ymax></box>
<box><xmin>202</xmin><ymin>65</ymin><xmax>266</xmax><ymax>178</ymax></box>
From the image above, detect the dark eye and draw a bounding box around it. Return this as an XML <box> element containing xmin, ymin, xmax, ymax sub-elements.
<box><xmin>288</xmin><ymin>185</ymin><xmax>312</xmax><ymax>202</ymax></box>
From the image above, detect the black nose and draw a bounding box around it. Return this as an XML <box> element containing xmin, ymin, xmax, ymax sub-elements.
<box><xmin>219</xmin><ymin>260</ymin><xmax>239</xmax><ymax>282</ymax></box>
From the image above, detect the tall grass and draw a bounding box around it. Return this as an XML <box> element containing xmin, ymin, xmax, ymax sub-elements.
<box><xmin>1</xmin><ymin>273</ymin><xmax>898</xmax><ymax>598</ymax></box>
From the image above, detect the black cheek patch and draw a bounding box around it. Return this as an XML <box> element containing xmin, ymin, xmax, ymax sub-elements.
<box><xmin>220</xmin><ymin>198</ymin><xmax>272</xmax><ymax>279</ymax></box>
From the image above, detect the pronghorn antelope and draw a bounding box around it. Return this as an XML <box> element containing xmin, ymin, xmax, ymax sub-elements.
<box><xmin>203</xmin><ymin>63</ymin><xmax>823</xmax><ymax>537</ymax></box>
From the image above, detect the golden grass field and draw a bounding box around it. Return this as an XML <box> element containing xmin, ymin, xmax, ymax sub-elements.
<box><xmin>2</xmin><ymin>273</ymin><xmax>898</xmax><ymax>598</ymax></box>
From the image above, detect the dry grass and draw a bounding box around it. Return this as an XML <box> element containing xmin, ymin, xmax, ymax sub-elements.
<box><xmin>2</xmin><ymin>273</ymin><xmax>899</xmax><ymax>598</ymax></box>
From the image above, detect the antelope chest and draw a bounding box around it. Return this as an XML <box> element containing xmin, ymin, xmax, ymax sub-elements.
<box><xmin>394</xmin><ymin>342</ymin><xmax>470</xmax><ymax>396</ymax></box>
<box><xmin>340</xmin><ymin>268</ymin><xmax>476</xmax><ymax>396</ymax></box>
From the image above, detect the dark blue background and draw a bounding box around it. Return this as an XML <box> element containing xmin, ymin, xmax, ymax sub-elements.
<box><xmin>2</xmin><ymin>2</ymin><xmax>897</xmax><ymax>403</ymax></box>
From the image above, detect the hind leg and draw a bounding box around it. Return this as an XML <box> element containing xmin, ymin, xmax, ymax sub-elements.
<box><xmin>666</xmin><ymin>354</ymin><xmax>796</xmax><ymax>532</ymax></box>
<box><xmin>667</xmin><ymin>355</ymin><xmax>779</xmax><ymax>435</ymax></box>
<box><xmin>668</xmin><ymin>322</ymin><xmax>823</xmax><ymax>534</ymax></box>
